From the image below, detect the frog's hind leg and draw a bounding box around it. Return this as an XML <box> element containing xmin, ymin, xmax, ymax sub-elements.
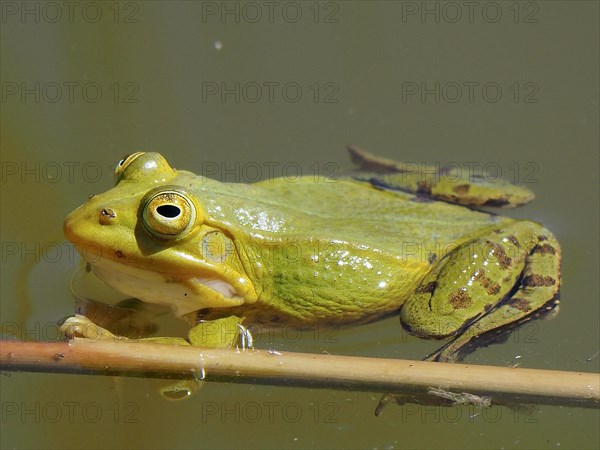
<box><xmin>401</xmin><ymin>221</ymin><xmax>561</xmax><ymax>363</ymax></box>
<box><xmin>348</xmin><ymin>145</ymin><xmax>534</xmax><ymax>208</ymax></box>
<box><xmin>428</xmin><ymin>231</ymin><xmax>560</xmax><ymax>362</ymax></box>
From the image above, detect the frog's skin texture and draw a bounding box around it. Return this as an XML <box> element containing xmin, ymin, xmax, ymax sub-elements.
<box><xmin>62</xmin><ymin>147</ymin><xmax>561</xmax><ymax>363</ymax></box>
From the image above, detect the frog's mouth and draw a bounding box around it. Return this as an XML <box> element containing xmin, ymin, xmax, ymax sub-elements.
<box><xmin>87</xmin><ymin>255</ymin><xmax>254</xmax><ymax>317</ymax></box>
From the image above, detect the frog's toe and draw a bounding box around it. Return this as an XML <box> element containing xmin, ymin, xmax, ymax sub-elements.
<box><xmin>57</xmin><ymin>314</ymin><xmax>76</xmax><ymax>328</ymax></box>
<box><xmin>60</xmin><ymin>314</ymin><xmax>123</xmax><ymax>341</ymax></box>
<box><xmin>374</xmin><ymin>393</ymin><xmax>394</xmax><ymax>416</ymax></box>
<box><xmin>237</xmin><ymin>323</ymin><xmax>254</xmax><ymax>350</ymax></box>
<box><xmin>423</xmin><ymin>345</ymin><xmax>461</xmax><ymax>363</ymax></box>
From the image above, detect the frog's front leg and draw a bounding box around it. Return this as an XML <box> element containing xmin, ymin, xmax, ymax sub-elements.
<box><xmin>60</xmin><ymin>313</ymin><xmax>248</xmax><ymax>348</ymax></box>
<box><xmin>60</xmin><ymin>313</ymin><xmax>250</xmax><ymax>399</ymax></box>
<box><xmin>400</xmin><ymin>221</ymin><xmax>561</xmax><ymax>362</ymax></box>
<box><xmin>60</xmin><ymin>314</ymin><xmax>191</xmax><ymax>345</ymax></box>
<box><xmin>187</xmin><ymin>314</ymin><xmax>251</xmax><ymax>348</ymax></box>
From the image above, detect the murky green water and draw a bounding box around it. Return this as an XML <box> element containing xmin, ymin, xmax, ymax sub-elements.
<box><xmin>1</xmin><ymin>1</ymin><xmax>598</xmax><ymax>449</ymax></box>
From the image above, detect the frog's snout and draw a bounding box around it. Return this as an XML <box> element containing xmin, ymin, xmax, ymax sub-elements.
<box><xmin>63</xmin><ymin>203</ymin><xmax>119</xmax><ymax>250</ymax></box>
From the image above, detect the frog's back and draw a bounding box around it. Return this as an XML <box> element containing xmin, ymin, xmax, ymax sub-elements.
<box><xmin>237</xmin><ymin>178</ymin><xmax>499</xmax><ymax>244</ymax></box>
<box><xmin>173</xmin><ymin>171</ymin><xmax>508</xmax><ymax>259</ymax></box>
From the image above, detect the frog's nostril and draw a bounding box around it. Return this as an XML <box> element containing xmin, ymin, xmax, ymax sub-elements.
<box><xmin>157</xmin><ymin>204</ymin><xmax>181</xmax><ymax>218</ymax></box>
<box><xmin>99</xmin><ymin>208</ymin><xmax>116</xmax><ymax>225</ymax></box>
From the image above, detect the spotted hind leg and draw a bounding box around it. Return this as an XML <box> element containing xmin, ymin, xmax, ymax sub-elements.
<box><xmin>400</xmin><ymin>221</ymin><xmax>561</xmax><ymax>363</ymax></box>
<box><xmin>426</xmin><ymin>230</ymin><xmax>560</xmax><ymax>362</ymax></box>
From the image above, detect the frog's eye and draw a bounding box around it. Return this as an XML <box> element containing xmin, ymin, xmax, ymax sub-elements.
<box><xmin>115</xmin><ymin>152</ymin><xmax>175</xmax><ymax>184</ymax></box>
<box><xmin>142</xmin><ymin>189</ymin><xmax>199</xmax><ymax>239</ymax></box>
<box><xmin>115</xmin><ymin>152</ymin><xmax>145</xmax><ymax>183</ymax></box>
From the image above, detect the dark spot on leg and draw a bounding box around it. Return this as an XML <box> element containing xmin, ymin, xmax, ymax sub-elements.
<box><xmin>472</xmin><ymin>269</ymin><xmax>485</xmax><ymax>280</ymax></box>
<box><xmin>522</xmin><ymin>275</ymin><xmax>556</xmax><ymax>287</ymax></box>
<box><xmin>472</xmin><ymin>269</ymin><xmax>500</xmax><ymax>294</ymax></box>
<box><xmin>487</xmin><ymin>283</ymin><xmax>501</xmax><ymax>295</ymax></box>
<box><xmin>452</xmin><ymin>184</ymin><xmax>470</xmax><ymax>195</ymax></box>
<box><xmin>480</xmin><ymin>276</ymin><xmax>501</xmax><ymax>295</ymax></box>
<box><xmin>483</xmin><ymin>198</ymin><xmax>510</xmax><ymax>207</ymax></box>
<box><xmin>449</xmin><ymin>290</ymin><xmax>473</xmax><ymax>309</ymax></box>
<box><xmin>427</xmin><ymin>253</ymin><xmax>438</xmax><ymax>264</ymax></box>
<box><xmin>270</xmin><ymin>314</ymin><xmax>282</xmax><ymax>323</ymax></box>
<box><xmin>506</xmin><ymin>235</ymin><xmax>520</xmax><ymax>247</ymax></box>
<box><xmin>416</xmin><ymin>181</ymin><xmax>432</xmax><ymax>195</ymax></box>
<box><xmin>416</xmin><ymin>281</ymin><xmax>436</xmax><ymax>294</ymax></box>
<box><xmin>115</xmin><ymin>250</ymin><xmax>124</xmax><ymax>259</ymax></box>
<box><xmin>493</xmin><ymin>229</ymin><xmax>504</xmax><ymax>234</ymax></box>
<box><xmin>509</xmin><ymin>297</ymin><xmax>532</xmax><ymax>312</ymax></box>
<box><xmin>533</xmin><ymin>244</ymin><xmax>556</xmax><ymax>255</ymax></box>
<box><xmin>538</xmin><ymin>235</ymin><xmax>548</xmax><ymax>241</ymax></box>
<box><xmin>483</xmin><ymin>303</ymin><xmax>494</xmax><ymax>313</ymax></box>
<box><xmin>486</xmin><ymin>241</ymin><xmax>512</xmax><ymax>269</ymax></box>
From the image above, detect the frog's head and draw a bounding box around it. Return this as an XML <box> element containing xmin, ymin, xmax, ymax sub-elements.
<box><xmin>64</xmin><ymin>153</ymin><xmax>258</xmax><ymax>317</ymax></box>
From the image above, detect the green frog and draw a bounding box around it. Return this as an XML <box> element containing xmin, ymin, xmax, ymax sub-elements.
<box><xmin>61</xmin><ymin>146</ymin><xmax>560</xmax><ymax>366</ymax></box>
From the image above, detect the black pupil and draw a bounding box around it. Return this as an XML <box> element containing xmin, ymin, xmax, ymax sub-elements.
<box><xmin>157</xmin><ymin>204</ymin><xmax>181</xmax><ymax>218</ymax></box>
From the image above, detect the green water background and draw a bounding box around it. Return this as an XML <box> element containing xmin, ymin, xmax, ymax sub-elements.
<box><xmin>1</xmin><ymin>1</ymin><xmax>598</xmax><ymax>449</ymax></box>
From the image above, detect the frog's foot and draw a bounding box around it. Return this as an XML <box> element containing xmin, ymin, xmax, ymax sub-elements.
<box><xmin>374</xmin><ymin>388</ymin><xmax>492</xmax><ymax>416</ymax></box>
<box><xmin>73</xmin><ymin>297</ymin><xmax>166</xmax><ymax>339</ymax></box>
<box><xmin>401</xmin><ymin>221</ymin><xmax>561</xmax><ymax>363</ymax></box>
<box><xmin>349</xmin><ymin>145</ymin><xmax>534</xmax><ymax>208</ymax></box>
<box><xmin>60</xmin><ymin>314</ymin><xmax>126</xmax><ymax>342</ymax></box>
<box><xmin>60</xmin><ymin>313</ymin><xmax>191</xmax><ymax>345</ymax></box>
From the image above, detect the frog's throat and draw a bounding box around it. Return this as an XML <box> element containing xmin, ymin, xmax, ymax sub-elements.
<box><xmin>87</xmin><ymin>256</ymin><xmax>252</xmax><ymax>317</ymax></box>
